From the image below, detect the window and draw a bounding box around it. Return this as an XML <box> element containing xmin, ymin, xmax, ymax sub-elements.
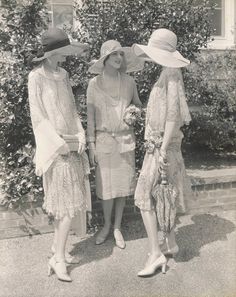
<box><xmin>206</xmin><ymin>0</ymin><xmax>235</xmax><ymax>49</ymax></box>
<box><xmin>0</xmin><ymin>0</ymin><xmax>8</xmax><ymax>7</ymax></box>
<box><xmin>210</xmin><ymin>0</ymin><xmax>224</xmax><ymax>36</ymax></box>
<box><xmin>47</xmin><ymin>0</ymin><xmax>73</xmax><ymax>28</ymax></box>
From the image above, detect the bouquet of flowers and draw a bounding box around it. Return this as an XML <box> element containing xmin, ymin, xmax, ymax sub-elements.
<box><xmin>144</xmin><ymin>134</ymin><xmax>163</xmax><ymax>154</ymax></box>
<box><xmin>123</xmin><ymin>104</ymin><xmax>142</xmax><ymax>126</ymax></box>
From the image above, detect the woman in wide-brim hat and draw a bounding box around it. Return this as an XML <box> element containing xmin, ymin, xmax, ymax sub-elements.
<box><xmin>28</xmin><ymin>28</ymin><xmax>91</xmax><ymax>282</ymax></box>
<box><xmin>133</xmin><ymin>28</ymin><xmax>192</xmax><ymax>277</ymax></box>
<box><xmin>87</xmin><ymin>40</ymin><xmax>143</xmax><ymax>249</ymax></box>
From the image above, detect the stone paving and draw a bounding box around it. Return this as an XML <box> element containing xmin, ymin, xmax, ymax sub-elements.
<box><xmin>1</xmin><ymin>210</ymin><xmax>236</xmax><ymax>297</ymax></box>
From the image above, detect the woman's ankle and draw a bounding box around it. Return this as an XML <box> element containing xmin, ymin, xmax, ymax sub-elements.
<box><xmin>55</xmin><ymin>254</ymin><xmax>66</xmax><ymax>262</ymax></box>
<box><xmin>103</xmin><ymin>223</ymin><xmax>111</xmax><ymax>231</ymax></box>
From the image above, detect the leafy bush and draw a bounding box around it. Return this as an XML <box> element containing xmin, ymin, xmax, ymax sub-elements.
<box><xmin>0</xmin><ymin>0</ymin><xmax>220</xmax><ymax>209</ymax></box>
<box><xmin>0</xmin><ymin>0</ymin><xmax>48</xmax><ymax>209</ymax></box>
<box><xmin>70</xmin><ymin>0</ymin><xmax>215</xmax><ymax>169</ymax></box>
<box><xmin>183</xmin><ymin>50</ymin><xmax>236</xmax><ymax>151</ymax></box>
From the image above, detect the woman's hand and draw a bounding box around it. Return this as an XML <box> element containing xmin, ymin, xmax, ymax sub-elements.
<box><xmin>159</xmin><ymin>149</ymin><xmax>168</xmax><ymax>170</ymax></box>
<box><xmin>77</xmin><ymin>142</ymin><xmax>86</xmax><ymax>155</ymax></box>
<box><xmin>58</xmin><ymin>143</ymin><xmax>70</xmax><ymax>155</ymax></box>
<box><xmin>159</xmin><ymin>155</ymin><xmax>168</xmax><ymax>170</ymax></box>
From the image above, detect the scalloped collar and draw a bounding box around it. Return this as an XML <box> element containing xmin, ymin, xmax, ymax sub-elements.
<box><xmin>36</xmin><ymin>64</ymin><xmax>67</xmax><ymax>81</ymax></box>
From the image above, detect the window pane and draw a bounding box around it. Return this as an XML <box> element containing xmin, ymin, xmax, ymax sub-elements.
<box><xmin>209</xmin><ymin>0</ymin><xmax>222</xmax><ymax>8</ymax></box>
<box><xmin>212</xmin><ymin>9</ymin><xmax>223</xmax><ymax>36</ymax></box>
<box><xmin>52</xmin><ymin>4</ymin><xmax>73</xmax><ymax>28</ymax></box>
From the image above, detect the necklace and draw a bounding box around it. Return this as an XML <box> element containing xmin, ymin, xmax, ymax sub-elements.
<box><xmin>100</xmin><ymin>71</ymin><xmax>121</xmax><ymax>106</ymax></box>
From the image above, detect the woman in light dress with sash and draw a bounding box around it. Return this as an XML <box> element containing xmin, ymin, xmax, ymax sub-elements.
<box><xmin>87</xmin><ymin>40</ymin><xmax>143</xmax><ymax>248</ymax></box>
<box><xmin>133</xmin><ymin>29</ymin><xmax>192</xmax><ymax>276</ymax></box>
<box><xmin>28</xmin><ymin>28</ymin><xmax>91</xmax><ymax>282</ymax></box>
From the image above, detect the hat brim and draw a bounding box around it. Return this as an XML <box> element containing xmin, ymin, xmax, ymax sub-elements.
<box><xmin>32</xmin><ymin>42</ymin><xmax>89</xmax><ymax>62</ymax></box>
<box><xmin>88</xmin><ymin>47</ymin><xmax>144</xmax><ymax>74</ymax></box>
<box><xmin>133</xmin><ymin>44</ymin><xmax>190</xmax><ymax>68</ymax></box>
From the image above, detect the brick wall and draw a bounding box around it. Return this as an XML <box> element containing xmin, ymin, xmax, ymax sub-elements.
<box><xmin>1</xmin><ymin>168</ymin><xmax>236</xmax><ymax>240</ymax></box>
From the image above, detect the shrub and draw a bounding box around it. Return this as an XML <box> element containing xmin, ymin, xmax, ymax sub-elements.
<box><xmin>0</xmin><ymin>0</ymin><xmax>217</xmax><ymax>209</ymax></box>
<box><xmin>0</xmin><ymin>0</ymin><xmax>48</xmax><ymax>209</ymax></box>
<box><xmin>183</xmin><ymin>50</ymin><xmax>236</xmax><ymax>151</ymax></box>
<box><xmin>69</xmin><ymin>0</ymin><xmax>215</xmax><ymax>168</ymax></box>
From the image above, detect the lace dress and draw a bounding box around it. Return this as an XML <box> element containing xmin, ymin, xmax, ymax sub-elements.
<box><xmin>134</xmin><ymin>68</ymin><xmax>192</xmax><ymax>213</ymax></box>
<box><xmin>28</xmin><ymin>64</ymin><xmax>91</xmax><ymax>219</ymax></box>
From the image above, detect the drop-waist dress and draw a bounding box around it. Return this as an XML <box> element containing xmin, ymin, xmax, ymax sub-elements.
<box><xmin>134</xmin><ymin>68</ymin><xmax>192</xmax><ymax>213</ymax></box>
<box><xmin>28</xmin><ymin>65</ymin><xmax>91</xmax><ymax>219</ymax></box>
<box><xmin>87</xmin><ymin>73</ymin><xmax>141</xmax><ymax>200</ymax></box>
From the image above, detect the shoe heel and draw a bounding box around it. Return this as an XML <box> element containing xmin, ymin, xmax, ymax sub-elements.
<box><xmin>162</xmin><ymin>263</ymin><xmax>167</xmax><ymax>274</ymax></box>
<box><xmin>47</xmin><ymin>264</ymin><xmax>53</xmax><ymax>276</ymax></box>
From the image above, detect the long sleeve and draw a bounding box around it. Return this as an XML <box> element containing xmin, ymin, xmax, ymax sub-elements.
<box><xmin>65</xmin><ymin>73</ymin><xmax>86</xmax><ymax>144</ymax></box>
<box><xmin>86</xmin><ymin>79</ymin><xmax>96</xmax><ymax>143</ymax></box>
<box><xmin>28</xmin><ymin>71</ymin><xmax>65</xmax><ymax>176</ymax></box>
<box><xmin>28</xmin><ymin>72</ymin><xmax>47</xmax><ymax>130</ymax></box>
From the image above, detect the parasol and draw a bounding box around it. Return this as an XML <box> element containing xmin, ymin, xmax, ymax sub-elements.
<box><xmin>151</xmin><ymin>163</ymin><xmax>178</xmax><ymax>235</ymax></box>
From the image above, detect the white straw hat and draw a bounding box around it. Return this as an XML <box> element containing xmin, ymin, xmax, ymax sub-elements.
<box><xmin>133</xmin><ymin>29</ymin><xmax>190</xmax><ymax>68</ymax></box>
<box><xmin>88</xmin><ymin>40</ymin><xmax>144</xmax><ymax>74</ymax></box>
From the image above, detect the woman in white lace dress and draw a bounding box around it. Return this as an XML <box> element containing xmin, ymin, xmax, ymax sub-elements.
<box><xmin>28</xmin><ymin>28</ymin><xmax>90</xmax><ymax>282</ymax></box>
<box><xmin>133</xmin><ymin>29</ymin><xmax>192</xmax><ymax>277</ymax></box>
<box><xmin>87</xmin><ymin>40</ymin><xmax>143</xmax><ymax>249</ymax></box>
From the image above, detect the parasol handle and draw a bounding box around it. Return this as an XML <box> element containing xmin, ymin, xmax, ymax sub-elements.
<box><xmin>159</xmin><ymin>158</ymin><xmax>168</xmax><ymax>185</ymax></box>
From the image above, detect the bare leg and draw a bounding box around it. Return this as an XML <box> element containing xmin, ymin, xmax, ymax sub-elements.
<box><xmin>48</xmin><ymin>216</ymin><xmax>72</xmax><ymax>282</ymax></box>
<box><xmin>52</xmin><ymin>219</ymin><xmax>59</xmax><ymax>252</ymax></box>
<box><xmin>114</xmin><ymin>197</ymin><xmax>126</xmax><ymax>230</ymax></box>
<box><xmin>161</xmin><ymin>228</ymin><xmax>179</xmax><ymax>255</ymax></box>
<box><xmin>113</xmin><ymin>197</ymin><xmax>126</xmax><ymax>249</ymax></box>
<box><xmin>102</xmin><ymin>199</ymin><xmax>113</xmax><ymax>230</ymax></box>
<box><xmin>141</xmin><ymin>209</ymin><xmax>162</xmax><ymax>265</ymax></box>
<box><xmin>96</xmin><ymin>199</ymin><xmax>113</xmax><ymax>244</ymax></box>
<box><xmin>55</xmin><ymin>215</ymin><xmax>72</xmax><ymax>261</ymax></box>
<box><xmin>166</xmin><ymin>229</ymin><xmax>177</xmax><ymax>247</ymax></box>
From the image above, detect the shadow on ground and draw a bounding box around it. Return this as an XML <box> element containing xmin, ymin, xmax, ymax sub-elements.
<box><xmin>175</xmin><ymin>213</ymin><xmax>236</xmax><ymax>262</ymax></box>
<box><xmin>68</xmin><ymin>212</ymin><xmax>235</xmax><ymax>274</ymax></box>
<box><xmin>68</xmin><ymin>217</ymin><xmax>147</xmax><ymax>273</ymax></box>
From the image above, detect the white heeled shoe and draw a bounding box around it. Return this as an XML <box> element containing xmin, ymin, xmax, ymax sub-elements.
<box><xmin>114</xmin><ymin>229</ymin><xmax>126</xmax><ymax>249</ymax></box>
<box><xmin>138</xmin><ymin>254</ymin><xmax>167</xmax><ymax>277</ymax></box>
<box><xmin>48</xmin><ymin>256</ymin><xmax>72</xmax><ymax>282</ymax></box>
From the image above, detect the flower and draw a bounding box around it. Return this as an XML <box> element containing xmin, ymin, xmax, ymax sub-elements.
<box><xmin>144</xmin><ymin>134</ymin><xmax>163</xmax><ymax>154</ymax></box>
<box><xmin>123</xmin><ymin>104</ymin><xmax>142</xmax><ymax>126</ymax></box>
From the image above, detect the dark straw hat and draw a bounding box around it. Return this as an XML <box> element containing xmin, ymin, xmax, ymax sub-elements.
<box><xmin>32</xmin><ymin>28</ymin><xmax>89</xmax><ymax>62</ymax></box>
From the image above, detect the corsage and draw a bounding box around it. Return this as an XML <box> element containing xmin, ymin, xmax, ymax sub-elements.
<box><xmin>123</xmin><ymin>104</ymin><xmax>142</xmax><ymax>126</ymax></box>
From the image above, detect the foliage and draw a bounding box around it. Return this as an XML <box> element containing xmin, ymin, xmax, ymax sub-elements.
<box><xmin>183</xmin><ymin>50</ymin><xmax>236</xmax><ymax>151</ymax></box>
<box><xmin>0</xmin><ymin>0</ymin><xmax>48</xmax><ymax>208</ymax></box>
<box><xmin>68</xmin><ymin>0</ymin><xmax>215</xmax><ymax>169</ymax></box>
<box><xmin>0</xmin><ymin>0</ymin><xmax>224</xmax><ymax>210</ymax></box>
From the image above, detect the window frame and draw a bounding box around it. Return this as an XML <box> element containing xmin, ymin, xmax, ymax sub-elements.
<box><xmin>207</xmin><ymin>0</ymin><xmax>236</xmax><ymax>49</ymax></box>
<box><xmin>47</xmin><ymin>1</ymin><xmax>74</xmax><ymax>29</ymax></box>
<box><xmin>211</xmin><ymin>0</ymin><xmax>225</xmax><ymax>38</ymax></box>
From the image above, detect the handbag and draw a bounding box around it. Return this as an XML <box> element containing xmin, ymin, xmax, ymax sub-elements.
<box><xmin>61</xmin><ymin>134</ymin><xmax>79</xmax><ymax>151</ymax></box>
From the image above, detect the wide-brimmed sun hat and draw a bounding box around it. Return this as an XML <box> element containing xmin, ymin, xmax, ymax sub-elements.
<box><xmin>133</xmin><ymin>28</ymin><xmax>190</xmax><ymax>68</ymax></box>
<box><xmin>88</xmin><ymin>40</ymin><xmax>144</xmax><ymax>74</ymax></box>
<box><xmin>32</xmin><ymin>28</ymin><xmax>89</xmax><ymax>62</ymax></box>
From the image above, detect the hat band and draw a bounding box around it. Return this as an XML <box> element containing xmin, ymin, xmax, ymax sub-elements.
<box><xmin>148</xmin><ymin>39</ymin><xmax>176</xmax><ymax>53</ymax></box>
<box><xmin>43</xmin><ymin>38</ymin><xmax>70</xmax><ymax>53</ymax></box>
